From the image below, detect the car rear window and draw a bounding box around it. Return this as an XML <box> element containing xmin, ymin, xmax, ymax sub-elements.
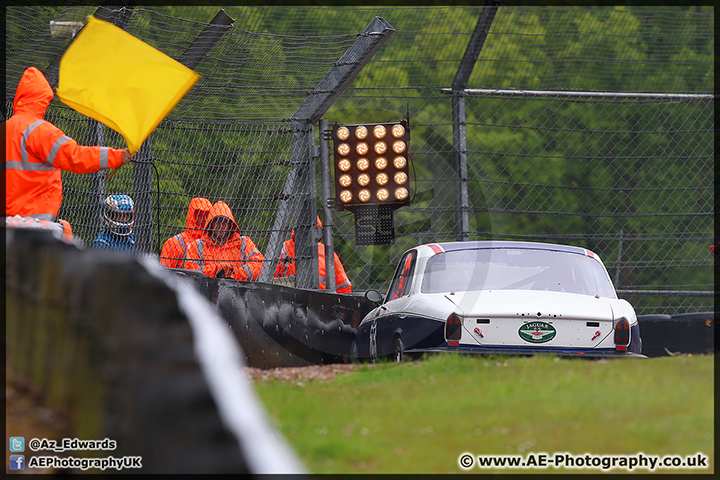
<box><xmin>420</xmin><ymin>248</ymin><xmax>616</xmax><ymax>298</ymax></box>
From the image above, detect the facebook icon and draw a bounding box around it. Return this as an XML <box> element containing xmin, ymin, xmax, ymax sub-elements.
<box><xmin>9</xmin><ymin>454</ymin><xmax>25</xmax><ymax>470</ymax></box>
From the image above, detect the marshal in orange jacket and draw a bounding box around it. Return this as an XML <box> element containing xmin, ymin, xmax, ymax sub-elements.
<box><xmin>159</xmin><ymin>197</ymin><xmax>212</xmax><ymax>269</ymax></box>
<box><xmin>274</xmin><ymin>216</ymin><xmax>352</xmax><ymax>293</ymax></box>
<box><xmin>183</xmin><ymin>201</ymin><xmax>265</xmax><ymax>281</ymax></box>
<box><xmin>5</xmin><ymin>67</ymin><xmax>127</xmax><ymax>218</ymax></box>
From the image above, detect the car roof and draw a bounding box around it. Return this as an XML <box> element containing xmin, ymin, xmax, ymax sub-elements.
<box><xmin>422</xmin><ymin>240</ymin><xmax>590</xmax><ymax>256</ymax></box>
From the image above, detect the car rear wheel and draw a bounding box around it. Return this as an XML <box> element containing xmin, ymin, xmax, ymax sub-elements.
<box><xmin>350</xmin><ymin>339</ymin><xmax>360</xmax><ymax>364</ymax></box>
<box><xmin>394</xmin><ymin>336</ymin><xmax>405</xmax><ymax>363</ymax></box>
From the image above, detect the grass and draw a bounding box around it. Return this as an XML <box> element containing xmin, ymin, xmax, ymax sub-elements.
<box><xmin>253</xmin><ymin>353</ymin><xmax>714</xmax><ymax>474</ymax></box>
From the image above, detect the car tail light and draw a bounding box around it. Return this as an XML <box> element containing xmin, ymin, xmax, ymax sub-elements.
<box><xmin>445</xmin><ymin>313</ymin><xmax>462</xmax><ymax>345</ymax></box>
<box><xmin>614</xmin><ymin>318</ymin><xmax>630</xmax><ymax>351</ymax></box>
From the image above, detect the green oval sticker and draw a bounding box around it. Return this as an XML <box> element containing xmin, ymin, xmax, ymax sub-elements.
<box><xmin>519</xmin><ymin>321</ymin><xmax>556</xmax><ymax>343</ymax></box>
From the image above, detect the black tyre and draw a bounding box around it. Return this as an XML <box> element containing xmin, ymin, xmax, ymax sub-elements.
<box><xmin>393</xmin><ymin>336</ymin><xmax>406</xmax><ymax>363</ymax></box>
<box><xmin>350</xmin><ymin>339</ymin><xmax>360</xmax><ymax>364</ymax></box>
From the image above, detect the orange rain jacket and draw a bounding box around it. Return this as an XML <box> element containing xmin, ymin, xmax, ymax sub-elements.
<box><xmin>183</xmin><ymin>201</ymin><xmax>264</xmax><ymax>281</ymax></box>
<box><xmin>159</xmin><ymin>197</ymin><xmax>213</xmax><ymax>268</ymax></box>
<box><xmin>5</xmin><ymin>67</ymin><xmax>125</xmax><ymax>218</ymax></box>
<box><xmin>274</xmin><ymin>216</ymin><xmax>352</xmax><ymax>293</ymax></box>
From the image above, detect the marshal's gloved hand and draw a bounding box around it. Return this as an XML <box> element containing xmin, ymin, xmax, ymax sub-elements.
<box><xmin>214</xmin><ymin>262</ymin><xmax>236</xmax><ymax>279</ymax></box>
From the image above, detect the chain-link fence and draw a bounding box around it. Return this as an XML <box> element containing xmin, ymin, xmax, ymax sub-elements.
<box><xmin>4</xmin><ymin>5</ymin><xmax>714</xmax><ymax>315</ymax></box>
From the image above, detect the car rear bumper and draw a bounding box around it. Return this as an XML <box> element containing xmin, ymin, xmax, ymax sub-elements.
<box><xmin>407</xmin><ymin>345</ymin><xmax>647</xmax><ymax>359</ymax></box>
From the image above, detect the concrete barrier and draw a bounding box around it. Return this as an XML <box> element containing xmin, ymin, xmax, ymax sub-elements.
<box><xmin>5</xmin><ymin>227</ymin><xmax>304</xmax><ymax>474</ymax></box>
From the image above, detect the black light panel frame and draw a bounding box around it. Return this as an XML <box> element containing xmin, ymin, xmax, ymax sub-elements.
<box><xmin>331</xmin><ymin>120</ymin><xmax>411</xmax><ymax>211</ymax></box>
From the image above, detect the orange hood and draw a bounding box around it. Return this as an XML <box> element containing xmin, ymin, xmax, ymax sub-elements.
<box><xmin>13</xmin><ymin>67</ymin><xmax>54</xmax><ymax>119</ymax></box>
<box><xmin>205</xmin><ymin>201</ymin><xmax>239</xmax><ymax>234</ymax></box>
<box><xmin>186</xmin><ymin>197</ymin><xmax>212</xmax><ymax>231</ymax></box>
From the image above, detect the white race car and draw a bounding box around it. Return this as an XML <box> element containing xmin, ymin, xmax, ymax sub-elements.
<box><xmin>353</xmin><ymin>241</ymin><xmax>645</xmax><ymax>362</ymax></box>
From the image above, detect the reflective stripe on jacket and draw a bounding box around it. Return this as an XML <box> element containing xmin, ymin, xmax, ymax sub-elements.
<box><xmin>5</xmin><ymin>67</ymin><xmax>124</xmax><ymax>217</ymax></box>
<box><xmin>274</xmin><ymin>238</ymin><xmax>352</xmax><ymax>293</ymax></box>
<box><xmin>160</xmin><ymin>197</ymin><xmax>212</xmax><ymax>268</ymax></box>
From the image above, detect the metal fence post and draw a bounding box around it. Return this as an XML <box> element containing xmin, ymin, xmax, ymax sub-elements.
<box><xmin>450</xmin><ymin>1</ymin><xmax>499</xmax><ymax>241</ymax></box>
<box><xmin>259</xmin><ymin>16</ymin><xmax>395</xmax><ymax>284</ymax></box>
<box><xmin>319</xmin><ymin>119</ymin><xmax>336</xmax><ymax>291</ymax></box>
<box><xmin>89</xmin><ymin>120</ymin><xmax>106</xmax><ymax>241</ymax></box>
<box><xmin>132</xmin><ymin>138</ymin><xmax>153</xmax><ymax>253</ymax></box>
<box><xmin>294</xmin><ymin>123</ymin><xmax>319</xmax><ymax>289</ymax></box>
<box><xmin>177</xmin><ymin>9</ymin><xmax>235</xmax><ymax>70</ymax></box>
<box><xmin>43</xmin><ymin>2</ymin><xmax>135</xmax><ymax>89</ymax></box>
<box><xmin>615</xmin><ymin>227</ymin><xmax>624</xmax><ymax>288</ymax></box>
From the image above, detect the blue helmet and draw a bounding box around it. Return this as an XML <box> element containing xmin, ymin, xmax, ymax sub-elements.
<box><xmin>102</xmin><ymin>194</ymin><xmax>134</xmax><ymax>236</ymax></box>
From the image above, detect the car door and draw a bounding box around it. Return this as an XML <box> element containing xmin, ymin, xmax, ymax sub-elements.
<box><xmin>371</xmin><ymin>250</ymin><xmax>417</xmax><ymax>359</ymax></box>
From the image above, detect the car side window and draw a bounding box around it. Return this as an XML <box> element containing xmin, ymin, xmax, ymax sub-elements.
<box><xmin>387</xmin><ymin>251</ymin><xmax>416</xmax><ymax>300</ymax></box>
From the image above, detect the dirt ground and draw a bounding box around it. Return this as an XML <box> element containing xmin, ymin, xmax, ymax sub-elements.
<box><xmin>6</xmin><ymin>365</ymin><xmax>72</xmax><ymax>474</ymax></box>
<box><xmin>243</xmin><ymin>363</ymin><xmax>359</xmax><ymax>383</ymax></box>
<box><xmin>6</xmin><ymin>362</ymin><xmax>357</xmax><ymax>474</ymax></box>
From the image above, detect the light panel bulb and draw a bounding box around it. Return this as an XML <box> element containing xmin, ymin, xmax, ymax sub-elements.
<box><xmin>373</xmin><ymin>124</ymin><xmax>387</xmax><ymax>139</ymax></box>
<box><xmin>338</xmin><ymin>159</ymin><xmax>351</xmax><ymax>171</ymax></box>
<box><xmin>336</xmin><ymin>126</ymin><xmax>350</xmax><ymax>141</ymax></box>
<box><xmin>339</xmin><ymin>174</ymin><xmax>352</xmax><ymax>187</ymax></box>
<box><xmin>337</xmin><ymin>143</ymin><xmax>350</xmax><ymax>156</ymax></box>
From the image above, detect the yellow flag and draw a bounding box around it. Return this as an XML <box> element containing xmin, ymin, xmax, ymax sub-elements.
<box><xmin>57</xmin><ymin>16</ymin><xmax>200</xmax><ymax>154</ymax></box>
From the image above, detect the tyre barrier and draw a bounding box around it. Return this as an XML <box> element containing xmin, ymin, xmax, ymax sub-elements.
<box><xmin>172</xmin><ymin>269</ymin><xmax>377</xmax><ymax>369</ymax></box>
<box><xmin>5</xmin><ymin>227</ymin><xmax>305</xmax><ymax>474</ymax></box>
<box><xmin>636</xmin><ymin>312</ymin><xmax>715</xmax><ymax>357</ymax></box>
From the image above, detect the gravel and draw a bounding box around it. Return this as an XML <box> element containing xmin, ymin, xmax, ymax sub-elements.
<box><xmin>243</xmin><ymin>363</ymin><xmax>360</xmax><ymax>383</ymax></box>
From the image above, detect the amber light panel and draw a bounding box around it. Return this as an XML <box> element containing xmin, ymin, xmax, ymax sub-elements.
<box><xmin>334</xmin><ymin>121</ymin><xmax>410</xmax><ymax>209</ymax></box>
